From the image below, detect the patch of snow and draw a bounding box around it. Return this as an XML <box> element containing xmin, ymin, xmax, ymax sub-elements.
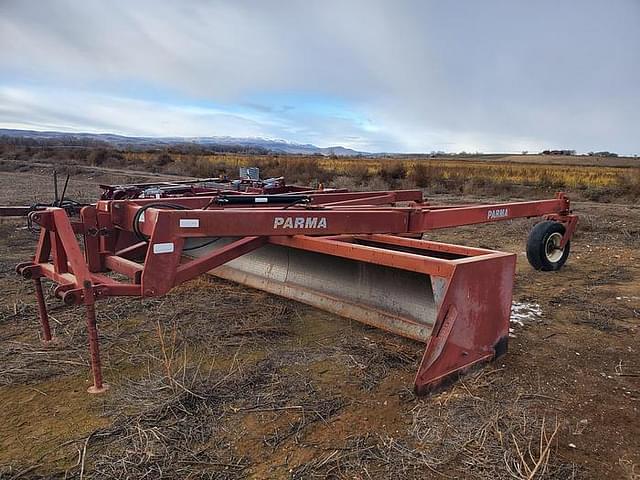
<box><xmin>616</xmin><ymin>296</ymin><xmax>639</xmax><ymax>301</ymax></box>
<box><xmin>509</xmin><ymin>302</ymin><xmax>543</xmax><ymax>337</ymax></box>
<box><xmin>510</xmin><ymin>301</ymin><xmax>543</xmax><ymax>327</ymax></box>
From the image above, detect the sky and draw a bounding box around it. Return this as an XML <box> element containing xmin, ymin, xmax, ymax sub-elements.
<box><xmin>0</xmin><ymin>0</ymin><xmax>638</xmax><ymax>154</ymax></box>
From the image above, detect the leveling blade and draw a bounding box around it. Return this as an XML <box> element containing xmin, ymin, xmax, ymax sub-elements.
<box><xmin>187</xmin><ymin>234</ymin><xmax>516</xmax><ymax>393</ymax></box>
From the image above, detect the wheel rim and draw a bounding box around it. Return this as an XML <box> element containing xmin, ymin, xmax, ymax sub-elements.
<box><xmin>544</xmin><ymin>232</ymin><xmax>564</xmax><ymax>263</ymax></box>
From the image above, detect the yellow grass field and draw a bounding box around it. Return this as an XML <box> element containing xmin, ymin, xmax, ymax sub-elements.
<box><xmin>119</xmin><ymin>152</ymin><xmax>640</xmax><ymax>200</ymax></box>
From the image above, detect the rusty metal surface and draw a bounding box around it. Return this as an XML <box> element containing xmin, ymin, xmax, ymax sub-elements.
<box><xmin>33</xmin><ymin>277</ymin><xmax>52</xmax><ymax>342</ymax></box>
<box><xmin>83</xmin><ymin>281</ymin><xmax>109</xmax><ymax>394</ymax></box>
<box><xmin>414</xmin><ymin>253</ymin><xmax>516</xmax><ymax>394</ymax></box>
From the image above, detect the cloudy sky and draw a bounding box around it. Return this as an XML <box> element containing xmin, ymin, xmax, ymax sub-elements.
<box><xmin>1</xmin><ymin>1</ymin><xmax>638</xmax><ymax>153</ymax></box>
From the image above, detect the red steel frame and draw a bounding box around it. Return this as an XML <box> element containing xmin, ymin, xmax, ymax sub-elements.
<box><xmin>16</xmin><ymin>188</ymin><xmax>577</xmax><ymax>395</ymax></box>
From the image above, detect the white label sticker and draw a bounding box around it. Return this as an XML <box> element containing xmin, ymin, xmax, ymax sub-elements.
<box><xmin>153</xmin><ymin>242</ymin><xmax>175</xmax><ymax>254</ymax></box>
<box><xmin>179</xmin><ymin>218</ymin><xmax>200</xmax><ymax>228</ymax></box>
<box><xmin>139</xmin><ymin>212</ymin><xmax>145</xmax><ymax>222</ymax></box>
<box><xmin>255</xmin><ymin>197</ymin><xmax>268</xmax><ymax>203</ymax></box>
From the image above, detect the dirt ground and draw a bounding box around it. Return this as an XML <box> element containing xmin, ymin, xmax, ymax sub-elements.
<box><xmin>0</xmin><ymin>167</ymin><xmax>638</xmax><ymax>479</ymax></box>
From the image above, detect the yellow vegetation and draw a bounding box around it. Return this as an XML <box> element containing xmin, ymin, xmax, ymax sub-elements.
<box><xmin>120</xmin><ymin>152</ymin><xmax>639</xmax><ymax>200</ymax></box>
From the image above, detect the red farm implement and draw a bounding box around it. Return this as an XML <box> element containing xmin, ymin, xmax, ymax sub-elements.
<box><xmin>12</xmin><ymin>172</ymin><xmax>577</xmax><ymax>395</ymax></box>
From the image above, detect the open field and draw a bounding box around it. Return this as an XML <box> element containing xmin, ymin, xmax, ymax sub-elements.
<box><xmin>0</xmin><ymin>161</ymin><xmax>639</xmax><ymax>479</ymax></box>
<box><xmin>1</xmin><ymin>147</ymin><xmax>639</xmax><ymax>203</ymax></box>
<box><xmin>482</xmin><ymin>154</ymin><xmax>639</xmax><ymax>168</ymax></box>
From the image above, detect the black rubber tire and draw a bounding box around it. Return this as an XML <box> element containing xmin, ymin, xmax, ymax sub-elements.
<box><xmin>526</xmin><ymin>221</ymin><xmax>570</xmax><ymax>271</ymax></box>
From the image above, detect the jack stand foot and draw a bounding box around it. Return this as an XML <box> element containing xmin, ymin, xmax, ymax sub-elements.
<box><xmin>41</xmin><ymin>336</ymin><xmax>60</xmax><ymax>346</ymax></box>
<box><xmin>87</xmin><ymin>383</ymin><xmax>110</xmax><ymax>394</ymax></box>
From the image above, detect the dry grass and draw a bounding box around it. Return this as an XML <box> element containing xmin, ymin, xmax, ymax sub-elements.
<box><xmin>117</xmin><ymin>151</ymin><xmax>640</xmax><ymax>201</ymax></box>
<box><xmin>1</xmin><ymin>145</ymin><xmax>638</xmax><ymax>201</ymax></box>
<box><xmin>291</xmin><ymin>369</ymin><xmax>577</xmax><ymax>479</ymax></box>
<box><xmin>49</xmin><ymin>336</ymin><xmax>346</xmax><ymax>478</ymax></box>
<box><xmin>0</xmin><ymin>156</ymin><xmax>638</xmax><ymax>479</ymax></box>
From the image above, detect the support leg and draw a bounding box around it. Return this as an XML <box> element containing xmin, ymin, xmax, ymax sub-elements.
<box><xmin>33</xmin><ymin>277</ymin><xmax>52</xmax><ymax>343</ymax></box>
<box><xmin>83</xmin><ymin>281</ymin><xmax>109</xmax><ymax>394</ymax></box>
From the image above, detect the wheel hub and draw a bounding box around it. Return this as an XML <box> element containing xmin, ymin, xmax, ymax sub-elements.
<box><xmin>545</xmin><ymin>232</ymin><xmax>564</xmax><ymax>263</ymax></box>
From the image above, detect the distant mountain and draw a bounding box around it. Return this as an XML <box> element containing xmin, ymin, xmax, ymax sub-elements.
<box><xmin>0</xmin><ymin>128</ymin><xmax>366</xmax><ymax>156</ymax></box>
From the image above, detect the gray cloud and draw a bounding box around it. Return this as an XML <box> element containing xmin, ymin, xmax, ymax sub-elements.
<box><xmin>1</xmin><ymin>0</ymin><xmax>638</xmax><ymax>153</ymax></box>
